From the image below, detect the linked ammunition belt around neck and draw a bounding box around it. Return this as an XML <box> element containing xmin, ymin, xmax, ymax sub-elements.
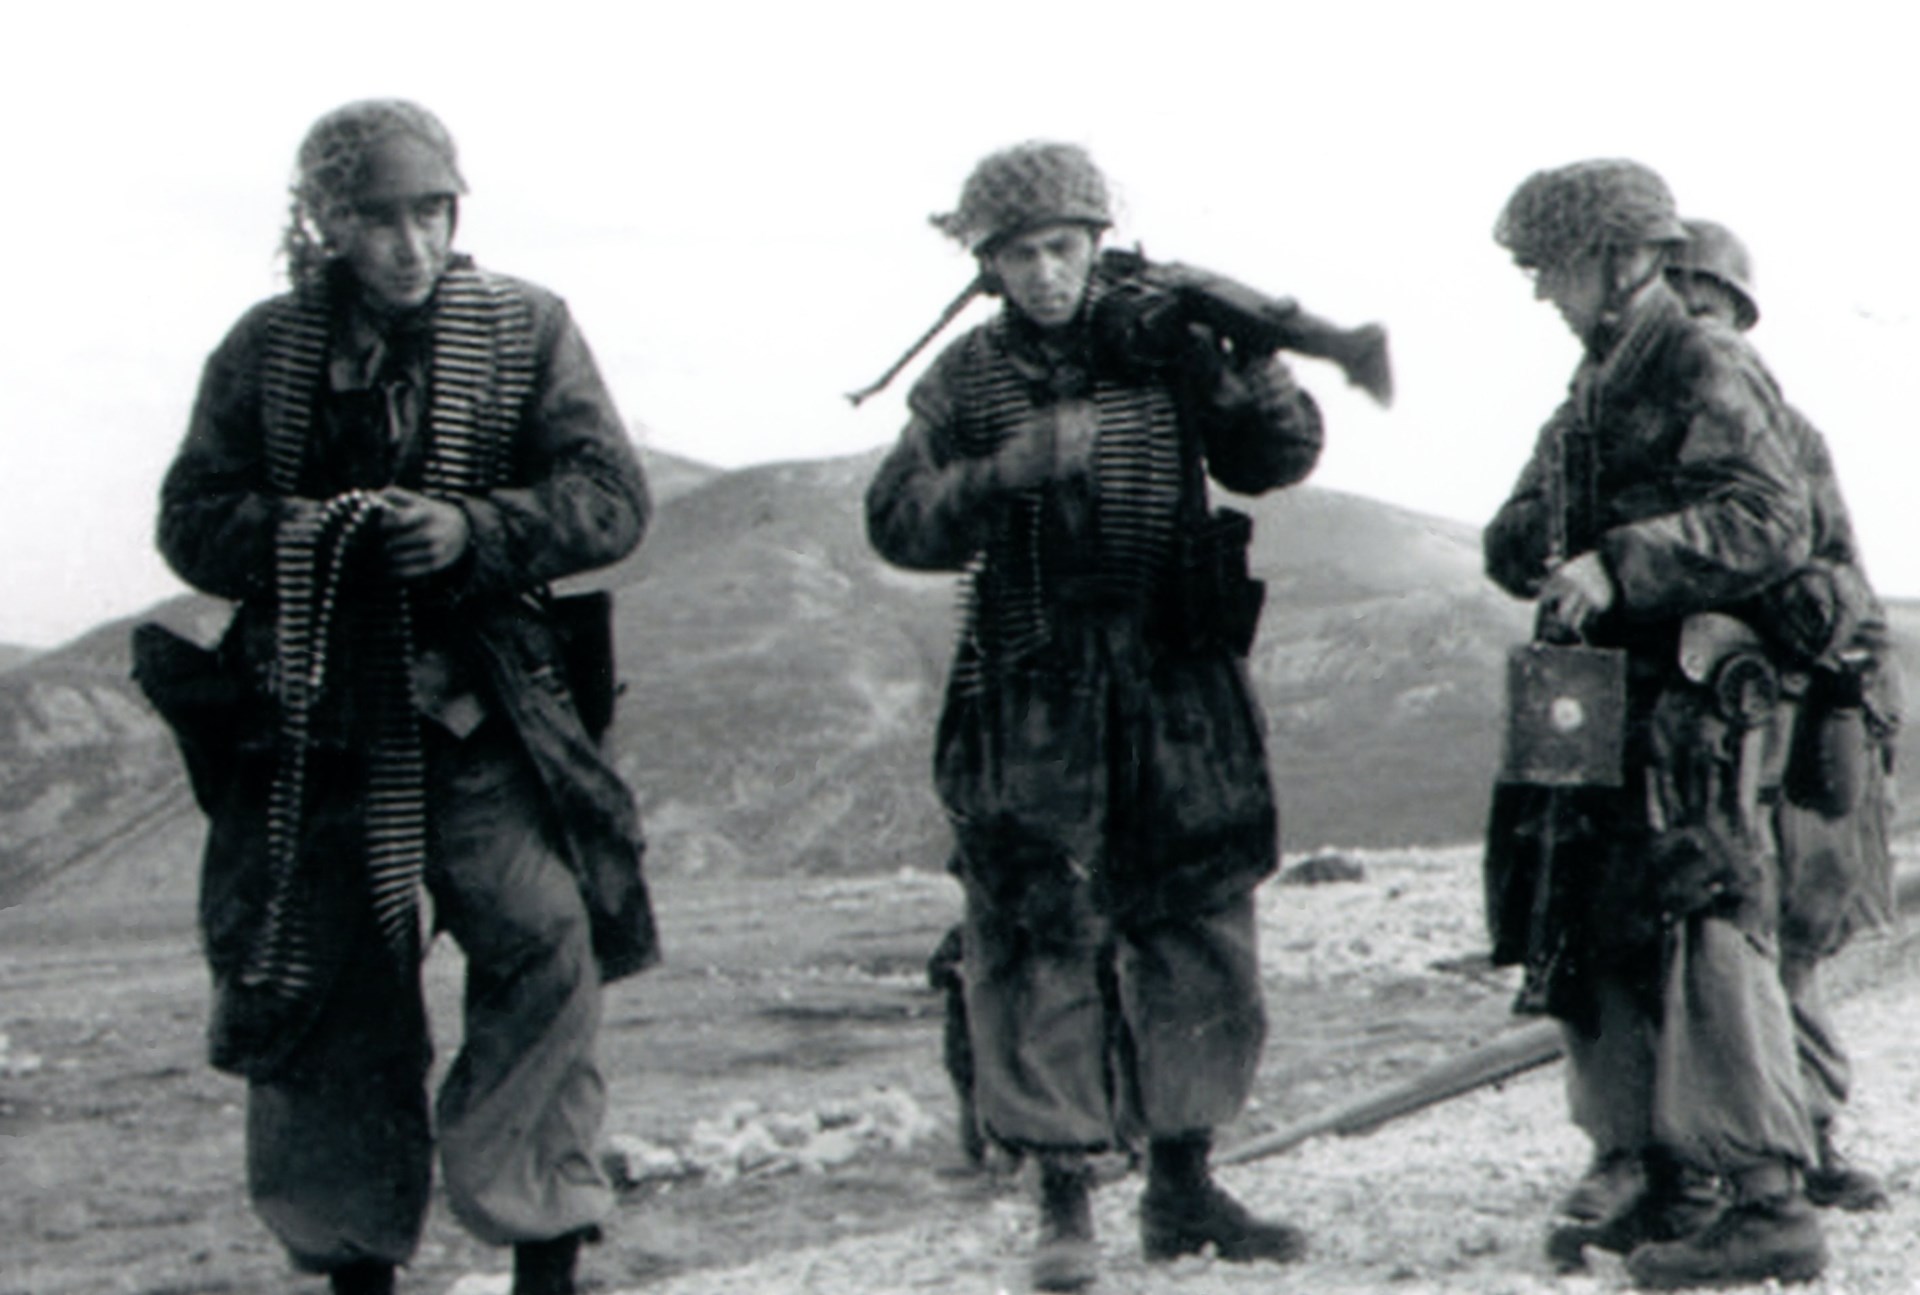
<box><xmin>243</xmin><ymin>267</ymin><xmax>533</xmax><ymax>1003</ymax></box>
<box><xmin>948</xmin><ymin>313</ymin><xmax>1187</xmax><ymax>685</ymax></box>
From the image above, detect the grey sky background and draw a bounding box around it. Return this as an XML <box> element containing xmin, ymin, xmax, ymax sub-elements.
<box><xmin>4</xmin><ymin>0</ymin><xmax>1915</xmax><ymax>647</ymax></box>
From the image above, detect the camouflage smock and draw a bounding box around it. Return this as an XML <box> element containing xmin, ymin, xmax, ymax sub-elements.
<box><xmin>866</xmin><ymin>295</ymin><xmax>1322</xmax><ymax>928</ymax></box>
<box><xmin>158</xmin><ymin>262</ymin><xmax>658</xmax><ymax>1078</ymax></box>
<box><xmin>1482</xmin><ymin>275</ymin><xmax>1821</xmax><ymax>1027</ymax></box>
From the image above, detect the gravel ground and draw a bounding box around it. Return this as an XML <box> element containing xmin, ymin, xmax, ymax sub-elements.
<box><xmin>588</xmin><ymin>968</ymin><xmax>1920</xmax><ymax>1295</ymax></box>
<box><xmin>584</xmin><ymin>851</ymin><xmax>1920</xmax><ymax>1295</ymax></box>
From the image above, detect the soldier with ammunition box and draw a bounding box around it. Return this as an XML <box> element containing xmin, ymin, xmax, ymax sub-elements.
<box><xmin>1483</xmin><ymin>158</ymin><xmax>1833</xmax><ymax>1288</ymax></box>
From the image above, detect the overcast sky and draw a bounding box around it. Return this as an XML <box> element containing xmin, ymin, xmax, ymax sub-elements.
<box><xmin>3</xmin><ymin>0</ymin><xmax>1915</xmax><ymax>647</ymax></box>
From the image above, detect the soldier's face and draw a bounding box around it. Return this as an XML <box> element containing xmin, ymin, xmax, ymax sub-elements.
<box><xmin>988</xmin><ymin>224</ymin><xmax>1098</xmax><ymax>330</ymax></box>
<box><xmin>326</xmin><ymin>193</ymin><xmax>456</xmax><ymax>313</ymax></box>
<box><xmin>1533</xmin><ymin>253</ymin><xmax>1610</xmax><ymax>340</ymax></box>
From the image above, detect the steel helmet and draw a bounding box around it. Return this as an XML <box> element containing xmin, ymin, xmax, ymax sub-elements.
<box><xmin>1672</xmin><ymin>218</ymin><xmax>1760</xmax><ymax>330</ymax></box>
<box><xmin>295</xmin><ymin>98</ymin><xmax>467</xmax><ymax>225</ymax></box>
<box><xmin>1494</xmin><ymin>158</ymin><xmax>1688</xmax><ymax>270</ymax></box>
<box><xmin>931</xmin><ymin>141</ymin><xmax>1112</xmax><ymax>254</ymax></box>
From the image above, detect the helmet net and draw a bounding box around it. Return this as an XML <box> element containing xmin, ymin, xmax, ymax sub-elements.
<box><xmin>931</xmin><ymin>141</ymin><xmax>1112</xmax><ymax>253</ymax></box>
<box><xmin>1494</xmin><ymin>158</ymin><xmax>1686</xmax><ymax>270</ymax></box>
<box><xmin>281</xmin><ymin>99</ymin><xmax>465</xmax><ymax>287</ymax></box>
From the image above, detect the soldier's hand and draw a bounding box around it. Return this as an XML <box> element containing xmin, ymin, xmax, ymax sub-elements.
<box><xmin>987</xmin><ymin>416</ymin><xmax>1054</xmax><ymax>494</ymax></box>
<box><xmin>377</xmin><ymin>488</ymin><xmax>470</xmax><ymax>580</ymax></box>
<box><xmin>1051</xmin><ymin>401</ymin><xmax>1098</xmax><ymax>477</ymax></box>
<box><xmin>278</xmin><ymin>496</ymin><xmax>326</xmax><ymax>531</ymax></box>
<box><xmin>988</xmin><ymin>405</ymin><xmax>1097</xmax><ymax>493</ymax></box>
<box><xmin>1536</xmin><ymin>551</ymin><xmax>1615</xmax><ymax>642</ymax></box>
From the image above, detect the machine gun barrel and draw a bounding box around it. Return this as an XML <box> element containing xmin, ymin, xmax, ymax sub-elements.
<box><xmin>846</xmin><ymin>276</ymin><xmax>986</xmax><ymax>408</ymax></box>
<box><xmin>1109</xmin><ymin>250</ymin><xmax>1394</xmax><ymax>407</ymax></box>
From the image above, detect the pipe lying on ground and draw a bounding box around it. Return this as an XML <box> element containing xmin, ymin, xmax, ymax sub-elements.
<box><xmin>1218</xmin><ymin>1020</ymin><xmax>1562</xmax><ymax>1166</ymax></box>
<box><xmin>1218</xmin><ymin>862</ymin><xmax>1920</xmax><ymax>1169</ymax></box>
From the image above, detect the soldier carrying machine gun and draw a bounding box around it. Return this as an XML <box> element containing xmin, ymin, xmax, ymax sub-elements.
<box><xmin>862</xmin><ymin>139</ymin><xmax>1375</xmax><ymax>1294</ymax></box>
<box><xmin>849</xmin><ymin>248</ymin><xmax>1394</xmax><ymax>411</ymax></box>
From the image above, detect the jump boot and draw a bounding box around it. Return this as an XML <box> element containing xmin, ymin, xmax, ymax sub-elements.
<box><xmin>1030</xmin><ymin>1153</ymin><xmax>1098</xmax><ymax>1292</ymax></box>
<box><xmin>328</xmin><ymin>1261</ymin><xmax>396</xmax><ymax>1295</ymax></box>
<box><xmin>1625</xmin><ymin>1163</ymin><xmax>1826</xmax><ymax>1289</ymax></box>
<box><xmin>1138</xmin><ymin>1132</ymin><xmax>1305</xmax><ymax>1265</ymax></box>
<box><xmin>1546</xmin><ymin>1146</ymin><xmax>1724</xmax><ymax>1272</ymax></box>
<box><xmin>1804</xmin><ymin>1121</ymin><xmax>1889</xmax><ymax>1212</ymax></box>
<box><xmin>1558</xmin><ymin>1147</ymin><xmax>1646</xmax><ymax>1222</ymax></box>
<box><xmin>513</xmin><ymin>1226</ymin><xmax>599</xmax><ymax>1295</ymax></box>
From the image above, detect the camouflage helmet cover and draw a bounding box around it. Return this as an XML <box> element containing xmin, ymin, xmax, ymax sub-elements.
<box><xmin>295</xmin><ymin>98</ymin><xmax>467</xmax><ymax>224</ymax></box>
<box><xmin>931</xmin><ymin>141</ymin><xmax>1112</xmax><ymax>254</ymax></box>
<box><xmin>282</xmin><ymin>99</ymin><xmax>468</xmax><ymax>288</ymax></box>
<box><xmin>1494</xmin><ymin>158</ymin><xmax>1688</xmax><ymax>271</ymax></box>
<box><xmin>1672</xmin><ymin>218</ymin><xmax>1760</xmax><ymax>329</ymax></box>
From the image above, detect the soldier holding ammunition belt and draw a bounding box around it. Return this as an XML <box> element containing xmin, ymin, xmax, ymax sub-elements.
<box><xmin>150</xmin><ymin>99</ymin><xmax>654</xmax><ymax>1295</ymax></box>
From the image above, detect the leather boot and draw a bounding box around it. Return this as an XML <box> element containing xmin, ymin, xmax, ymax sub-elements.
<box><xmin>1625</xmin><ymin>1167</ymin><xmax>1826</xmax><ymax>1290</ymax></box>
<box><xmin>1804</xmin><ymin>1123</ymin><xmax>1889</xmax><ymax>1212</ymax></box>
<box><xmin>1558</xmin><ymin>1147</ymin><xmax>1645</xmax><ymax>1222</ymax></box>
<box><xmin>329</xmin><ymin>1261</ymin><xmax>396</xmax><ymax>1295</ymax></box>
<box><xmin>1546</xmin><ymin>1146</ymin><xmax>1723</xmax><ymax>1272</ymax></box>
<box><xmin>1139</xmin><ymin>1133</ymin><xmax>1305</xmax><ymax>1265</ymax></box>
<box><xmin>513</xmin><ymin>1226</ymin><xmax>597</xmax><ymax>1295</ymax></box>
<box><xmin>1030</xmin><ymin>1154</ymin><xmax>1097</xmax><ymax>1292</ymax></box>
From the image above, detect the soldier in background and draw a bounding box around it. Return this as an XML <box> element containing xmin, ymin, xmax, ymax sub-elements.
<box><xmin>1667</xmin><ymin>218</ymin><xmax>1902</xmax><ymax>1212</ymax></box>
<box><xmin>1483</xmin><ymin>159</ymin><xmax>1829</xmax><ymax>1287</ymax></box>
<box><xmin>866</xmin><ymin>141</ymin><xmax>1324</xmax><ymax>1291</ymax></box>
<box><xmin>150</xmin><ymin>100</ymin><xmax>654</xmax><ymax>1295</ymax></box>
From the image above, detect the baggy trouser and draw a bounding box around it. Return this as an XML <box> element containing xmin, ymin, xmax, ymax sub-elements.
<box><xmin>961</xmin><ymin>887</ymin><xmax>1266</xmax><ymax>1151</ymax></box>
<box><xmin>1561</xmin><ymin>669</ymin><xmax>1817</xmax><ymax>1176</ymax></box>
<box><xmin>246</xmin><ymin>721</ymin><xmax>611</xmax><ymax>1270</ymax></box>
<box><xmin>1562</xmin><ymin>916</ymin><xmax>1816</xmax><ymax>1176</ymax></box>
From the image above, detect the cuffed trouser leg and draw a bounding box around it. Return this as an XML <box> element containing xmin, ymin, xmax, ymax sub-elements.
<box><xmin>428</xmin><ymin>724</ymin><xmax>612</xmax><ymax>1245</ymax></box>
<box><xmin>1561</xmin><ymin>973</ymin><xmax>1658</xmax><ymax>1158</ymax></box>
<box><xmin>1117</xmin><ymin>894</ymin><xmax>1266</xmax><ymax>1138</ymax></box>
<box><xmin>963</xmin><ymin>886</ymin><xmax>1266</xmax><ymax>1150</ymax></box>
<box><xmin>961</xmin><ymin>886</ymin><xmax>1115</xmax><ymax>1150</ymax></box>
<box><xmin>1654</xmin><ymin>916</ymin><xmax>1817</xmax><ymax>1173</ymax></box>
<box><xmin>246</xmin><ymin>923</ymin><xmax>434</xmax><ymax>1271</ymax></box>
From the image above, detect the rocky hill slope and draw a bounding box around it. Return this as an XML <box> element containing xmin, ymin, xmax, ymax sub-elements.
<box><xmin>3</xmin><ymin>446</ymin><xmax>1915</xmax><ymax>904</ymax></box>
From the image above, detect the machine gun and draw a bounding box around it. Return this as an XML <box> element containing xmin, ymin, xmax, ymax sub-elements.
<box><xmin>846</xmin><ymin>247</ymin><xmax>1393</xmax><ymax>409</ymax></box>
<box><xmin>1088</xmin><ymin>248</ymin><xmax>1393</xmax><ymax>406</ymax></box>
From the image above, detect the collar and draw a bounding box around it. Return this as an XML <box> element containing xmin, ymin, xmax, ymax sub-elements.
<box><xmin>325</xmin><ymin>265</ymin><xmax>443</xmax><ymax>392</ymax></box>
<box><xmin>1578</xmin><ymin>276</ymin><xmax>1690</xmax><ymax>420</ymax></box>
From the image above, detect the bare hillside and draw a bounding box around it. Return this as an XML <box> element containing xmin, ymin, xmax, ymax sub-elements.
<box><xmin>3</xmin><ymin>453</ymin><xmax>1914</xmax><ymax>906</ymax></box>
